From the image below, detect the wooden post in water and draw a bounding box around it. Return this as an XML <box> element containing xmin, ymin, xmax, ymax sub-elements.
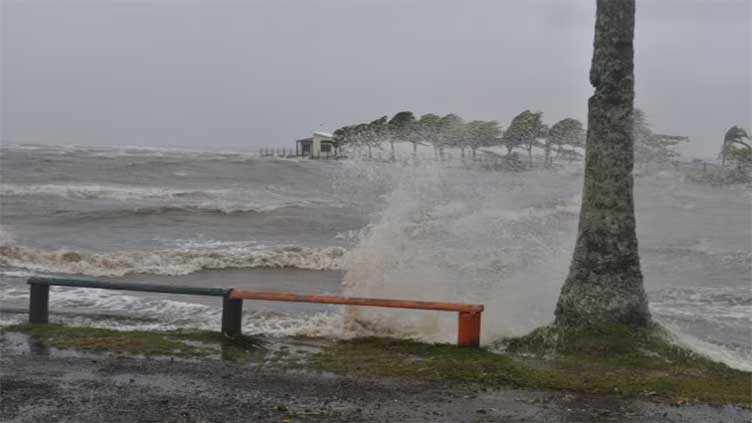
<box><xmin>29</xmin><ymin>283</ymin><xmax>49</xmax><ymax>324</ymax></box>
<box><xmin>221</xmin><ymin>295</ymin><xmax>243</xmax><ymax>336</ymax></box>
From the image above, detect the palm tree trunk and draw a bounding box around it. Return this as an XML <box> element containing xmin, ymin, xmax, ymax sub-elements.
<box><xmin>555</xmin><ymin>0</ymin><xmax>650</xmax><ymax>328</ymax></box>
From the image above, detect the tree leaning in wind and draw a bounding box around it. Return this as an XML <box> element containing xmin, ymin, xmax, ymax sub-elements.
<box><xmin>554</xmin><ymin>0</ymin><xmax>651</xmax><ymax>328</ymax></box>
<box><xmin>546</xmin><ymin>118</ymin><xmax>585</xmax><ymax>167</ymax></box>
<box><xmin>720</xmin><ymin>125</ymin><xmax>751</xmax><ymax>168</ymax></box>
<box><xmin>502</xmin><ymin>110</ymin><xmax>544</xmax><ymax>167</ymax></box>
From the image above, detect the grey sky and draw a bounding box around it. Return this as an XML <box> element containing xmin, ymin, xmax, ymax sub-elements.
<box><xmin>2</xmin><ymin>0</ymin><xmax>749</xmax><ymax>157</ymax></box>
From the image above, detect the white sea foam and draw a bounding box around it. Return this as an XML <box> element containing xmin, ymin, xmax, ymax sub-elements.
<box><xmin>663</xmin><ymin>323</ymin><xmax>752</xmax><ymax>372</ymax></box>
<box><xmin>0</xmin><ymin>242</ymin><xmax>348</xmax><ymax>276</ymax></box>
<box><xmin>0</xmin><ymin>285</ymin><xmax>349</xmax><ymax>338</ymax></box>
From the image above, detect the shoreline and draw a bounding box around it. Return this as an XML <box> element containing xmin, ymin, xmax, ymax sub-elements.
<box><xmin>1</xmin><ymin>325</ymin><xmax>749</xmax><ymax>422</ymax></box>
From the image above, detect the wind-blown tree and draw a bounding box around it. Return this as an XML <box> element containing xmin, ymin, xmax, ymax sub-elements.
<box><xmin>332</xmin><ymin>124</ymin><xmax>366</xmax><ymax>157</ymax></box>
<box><xmin>502</xmin><ymin>110</ymin><xmax>545</xmax><ymax>166</ymax></box>
<box><xmin>724</xmin><ymin>145</ymin><xmax>752</xmax><ymax>172</ymax></box>
<box><xmin>334</xmin><ymin>119</ymin><xmax>386</xmax><ymax>159</ymax></box>
<box><xmin>387</xmin><ymin>111</ymin><xmax>416</xmax><ymax>160</ymax></box>
<box><xmin>351</xmin><ymin>123</ymin><xmax>373</xmax><ymax>158</ymax></box>
<box><xmin>415</xmin><ymin>113</ymin><xmax>442</xmax><ymax>157</ymax></box>
<box><xmin>536</xmin><ymin>123</ymin><xmax>550</xmax><ymax>162</ymax></box>
<box><xmin>555</xmin><ymin>0</ymin><xmax>651</xmax><ymax>328</ymax></box>
<box><xmin>465</xmin><ymin>120</ymin><xmax>502</xmax><ymax>160</ymax></box>
<box><xmin>546</xmin><ymin>118</ymin><xmax>585</xmax><ymax>166</ymax></box>
<box><xmin>721</xmin><ymin>125</ymin><xmax>751</xmax><ymax>168</ymax></box>
<box><xmin>366</xmin><ymin>117</ymin><xmax>389</xmax><ymax>159</ymax></box>
<box><xmin>437</xmin><ymin>114</ymin><xmax>465</xmax><ymax>160</ymax></box>
<box><xmin>332</xmin><ymin>126</ymin><xmax>351</xmax><ymax>155</ymax></box>
<box><xmin>632</xmin><ymin>108</ymin><xmax>688</xmax><ymax>165</ymax></box>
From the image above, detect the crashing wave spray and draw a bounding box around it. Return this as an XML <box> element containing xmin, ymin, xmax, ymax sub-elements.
<box><xmin>342</xmin><ymin>161</ymin><xmax>582</xmax><ymax>343</ymax></box>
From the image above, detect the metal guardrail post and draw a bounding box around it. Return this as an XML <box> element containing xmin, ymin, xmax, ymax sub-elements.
<box><xmin>29</xmin><ymin>283</ymin><xmax>50</xmax><ymax>324</ymax></box>
<box><xmin>221</xmin><ymin>294</ymin><xmax>243</xmax><ymax>337</ymax></box>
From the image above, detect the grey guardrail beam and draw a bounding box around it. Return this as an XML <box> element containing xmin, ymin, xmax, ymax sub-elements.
<box><xmin>27</xmin><ymin>277</ymin><xmax>229</xmax><ymax>297</ymax></box>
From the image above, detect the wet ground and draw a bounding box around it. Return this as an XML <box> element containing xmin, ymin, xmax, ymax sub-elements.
<box><xmin>1</xmin><ymin>332</ymin><xmax>750</xmax><ymax>423</ymax></box>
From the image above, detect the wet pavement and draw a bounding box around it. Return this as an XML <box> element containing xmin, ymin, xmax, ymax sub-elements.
<box><xmin>1</xmin><ymin>332</ymin><xmax>750</xmax><ymax>423</ymax></box>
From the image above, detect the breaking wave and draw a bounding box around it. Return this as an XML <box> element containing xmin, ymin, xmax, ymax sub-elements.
<box><xmin>0</xmin><ymin>241</ymin><xmax>348</xmax><ymax>276</ymax></box>
<box><xmin>343</xmin><ymin>164</ymin><xmax>582</xmax><ymax>344</ymax></box>
<box><xmin>0</xmin><ymin>183</ymin><xmax>227</xmax><ymax>201</ymax></box>
<box><xmin>0</xmin><ymin>183</ymin><xmax>333</xmax><ymax>215</ymax></box>
<box><xmin>57</xmin><ymin>204</ymin><xmax>312</xmax><ymax>220</ymax></box>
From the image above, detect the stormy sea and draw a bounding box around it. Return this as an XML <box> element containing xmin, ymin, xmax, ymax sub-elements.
<box><xmin>0</xmin><ymin>144</ymin><xmax>749</xmax><ymax>371</ymax></box>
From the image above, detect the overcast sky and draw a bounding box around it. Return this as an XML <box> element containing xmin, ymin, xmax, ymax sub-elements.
<box><xmin>2</xmin><ymin>0</ymin><xmax>749</xmax><ymax>157</ymax></box>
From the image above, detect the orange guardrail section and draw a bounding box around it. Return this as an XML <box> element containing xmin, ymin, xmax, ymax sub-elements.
<box><xmin>229</xmin><ymin>290</ymin><xmax>484</xmax><ymax>347</ymax></box>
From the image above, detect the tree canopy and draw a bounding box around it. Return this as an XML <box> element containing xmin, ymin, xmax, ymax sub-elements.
<box><xmin>546</xmin><ymin>118</ymin><xmax>585</xmax><ymax>166</ymax></box>
<box><xmin>632</xmin><ymin>108</ymin><xmax>688</xmax><ymax>165</ymax></box>
<box><xmin>721</xmin><ymin>125</ymin><xmax>751</xmax><ymax>169</ymax></box>
<box><xmin>502</xmin><ymin>110</ymin><xmax>545</xmax><ymax>165</ymax></box>
<box><xmin>721</xmin><ymin>125</ymin><xmax>752</xmax><ymax>167</ymax></box>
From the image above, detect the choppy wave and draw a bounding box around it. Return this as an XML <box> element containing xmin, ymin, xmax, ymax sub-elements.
<box><xmin>61</xmin><ymin>204</ymin><xmax>311</xmax><ymax>220</ymax></box>
<box><xmin>0</xmin><ymin>183</ymin><xmax>226</xmax><ymax>201</ymax></box>
<box><xmin>650</xmin><ymin>286</ymin><xmax>752</xmax><ymax>371</ymax></box>
<box><xmin>0</xmin><ymin>242</ymin><xmax>347</xmax><ymax>276</ymax></box>
<box><xmin>0</xmin><ymin>143</ymin><xmax>259</xmax><ymax>159</ymax></box>
<box><xmin>0</xmin><ymin>183</ymin><xmax>333</xmax><ymax>215</ymax></box>
<box><xmin>665</xmin><ymin>324</ymin><xmax>752</xmax><ymax>372</ymax></box>
<box><xmin>651</xmin><ymin>286</ymin><xmax>752</xmax><ymax>325</ymax></box>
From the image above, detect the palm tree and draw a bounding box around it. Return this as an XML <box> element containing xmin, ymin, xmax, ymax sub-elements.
<box><xmin>554</xmin><ymin>0</ymin><xmax>651</xmax><ymax>328</ymax></box>
<box><xmin>721</xmin><ymin>126</ymin><xmax>751</xmax><ymax>168</ymax></box>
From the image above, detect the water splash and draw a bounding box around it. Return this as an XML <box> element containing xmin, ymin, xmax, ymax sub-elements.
<box><xmin>342</xmin><ymin>162</ymin><xmax>582</xmax><ymax>343</ymax></box>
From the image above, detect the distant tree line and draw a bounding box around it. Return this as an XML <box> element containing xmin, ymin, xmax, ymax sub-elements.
<box><xmin>332</xmin><ymin>109</ymin><xmax>686</xmax><ymax>167</ymax></box>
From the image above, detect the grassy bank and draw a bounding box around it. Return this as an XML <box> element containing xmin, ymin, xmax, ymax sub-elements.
<box><xmin>3</xmin><ymin>323</ymin><xmax>749</xmax><ymax>406</ymax></box>
<box><xmin>313</xmin><ymin>325</ymin><xmax>751</xmax><ymax>406</ymax></box>
<box><xmin>2</xmin><ymin>323</ymin><xmax>262</xmax><ymax>361</ymax></box>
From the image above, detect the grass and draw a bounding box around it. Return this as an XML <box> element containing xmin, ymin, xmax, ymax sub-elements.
<box><xmin>4</xmin><ymin>322</ymin><xmax>749</xmax><ymax>405</ymax></box>
<box><xmin>2</xmin><ymin>323</ymin><xmax>263</xmax><ymax>361</ymax></box>
<box><xmin>312</xmin><ymin>324</ymin><xmax>752</xmax><ymax>406</ymax></box>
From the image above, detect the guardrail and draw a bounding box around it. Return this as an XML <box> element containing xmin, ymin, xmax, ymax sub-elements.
<box><xmin>27</xmin><ymin>277</ymin><xmax>484</xmax><ymax>347</ymax></box>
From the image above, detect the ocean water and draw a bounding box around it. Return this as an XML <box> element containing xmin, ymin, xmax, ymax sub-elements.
<box><xmin>0</xmin><ymin>144</ymin><xmax>749</xmax><ymax>371</ymax></box>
